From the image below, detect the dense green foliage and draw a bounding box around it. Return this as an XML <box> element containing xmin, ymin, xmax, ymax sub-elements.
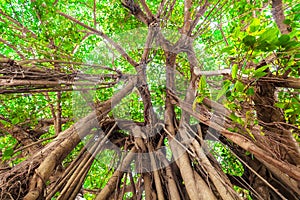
<box><xmin>0</xmin><ymin>0</ymin><xmax>299</xmax><ymax>199</ymax></box>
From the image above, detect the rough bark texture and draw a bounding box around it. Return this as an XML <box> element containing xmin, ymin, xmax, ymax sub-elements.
<box><xmin>272</xmin><ymin>0</ymin><xmax>290</xmax><ymax>34</ymax></box>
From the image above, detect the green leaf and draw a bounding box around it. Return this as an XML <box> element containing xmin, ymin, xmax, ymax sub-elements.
<box><xmin>242</xmin><ymin>35</ymin><xmax>256</xmax><ymax>46</ymax></box>
<box><xmin>11</xmin><ymin>118</ymin><xmax>19</xmax><ymax>125</ymax></box>
<box><xmin>249</xmin><ymin>18</ymin><xmax>260</xmax><ymax>33</ymax></box>
<box><xmin>216</xmin><ymin>80</ymin><xmax>231</xmax><ymax>100</ymax></box>
<box><xmin>234</xmin><ymin>80</ymin><xmax>244</xmax><ymax>92</ymax></box>
<box><xmin>292</xmin><ymin>4</ymin><xmax>300</xmax><ymax>12</ymax></box>
<box><xmin>253</xmin><ymin>65</ymin><xmax>269</xmax><ymax>78</ymax></box>
<box><xmin>255</xmin><ymin>66</ymin><xmax>269</xmax><ymax>73</ymax></box>
<box><xmin>226</xmin><ymin>102</ymin><xmax>237</xmax><ymax>110</ymax></box>
<box><xmin>283</xmin><ymin>41</ymin><xmax>300</xmax><ymax>49</ymax></box>
<box><xmin>283</xmin><ymin>19</ymin><xmax>291</xmax><ymax>25</ymax></box>
<box><xmin>259</xmin><ymin>28</ymin><xmax>279</xmax><ymax>44</ymax></box>
<box><xmin>221</xmin><ymin>46</ymin><xmax>234</xmax><ymax>54</ymax></box>
<box><xmin>246</xmin><ymin>128</ymin><xmax>256</xmax><ymax>140</ymax></box>
<box><xmin>285</xmin><ymin>108</ymin><xmax>295</xmax><ymax>114</ymax></box>
<box><xmin>278</xmin><ymin>34</ymin><xmax>290</xmax><ymax>46</ymax></box>
<box><xmin>3</xmin><ymin>148</ymin><xmax>14</xmax><ymax>158</ymax></box>
<box><xmin>199</xmin><ymin>75</ymin><xmax>207</xmax><ymax>92</ymax></box>
<box><xmin>275</xmin><ymin>102</ymin><xmax>286</xmax><ymax>109</ymax></box>
<box><xmin>242</xmin><ymin>68</ymin><xmax>253</xmax><ymax>75</ymax></box>
<box><xmin>229</xmin><ymin>113</ymin><xmax>244</xmax><ymax>125</ymax></box>
<box><xmin>254</xmin><ymin>71</ymin><xmax>267</xmax><ymax>78</ymax></box>
<box><xmin>246</xmin><ymin>87</ymin><xmax>254</xmax><ymax>96</ymax></box>
<box><xmin>231</xmin><ymin>64</ymin><xmax>238</xmax><ymax>80</ymax></box>
<box><xmin>197</xmin><ymin>96</ymin><xmax>205</xmax><ymax>104</ymax></box>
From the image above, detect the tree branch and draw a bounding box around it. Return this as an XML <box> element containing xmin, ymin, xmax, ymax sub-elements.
<box><xmin>58</xmin><ymin>11</ymin><xmax>138</xmax><ymax>67</ymax></box>
<box><xmin>272</xmin><ymin>0</ymin><xmax>290</xmax><ymax>34</ymax></box>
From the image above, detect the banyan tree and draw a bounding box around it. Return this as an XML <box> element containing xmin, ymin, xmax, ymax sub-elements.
<box><xmin>0</xmin><ymin>0</ymin><xmax>299</xmax><ymax>199</ymax></box>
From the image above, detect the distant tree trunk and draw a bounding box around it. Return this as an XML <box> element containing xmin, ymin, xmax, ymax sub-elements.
<box><xmin>272</xmin><ymin>0</ymin><xmax>290</xmax><ymax>34</ymax></box>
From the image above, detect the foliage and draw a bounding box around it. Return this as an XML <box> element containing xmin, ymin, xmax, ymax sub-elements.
<box><xmin>0</xmin><ymin>0</ymin><xmax>299</xmax><ymax>199</ymax></box>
